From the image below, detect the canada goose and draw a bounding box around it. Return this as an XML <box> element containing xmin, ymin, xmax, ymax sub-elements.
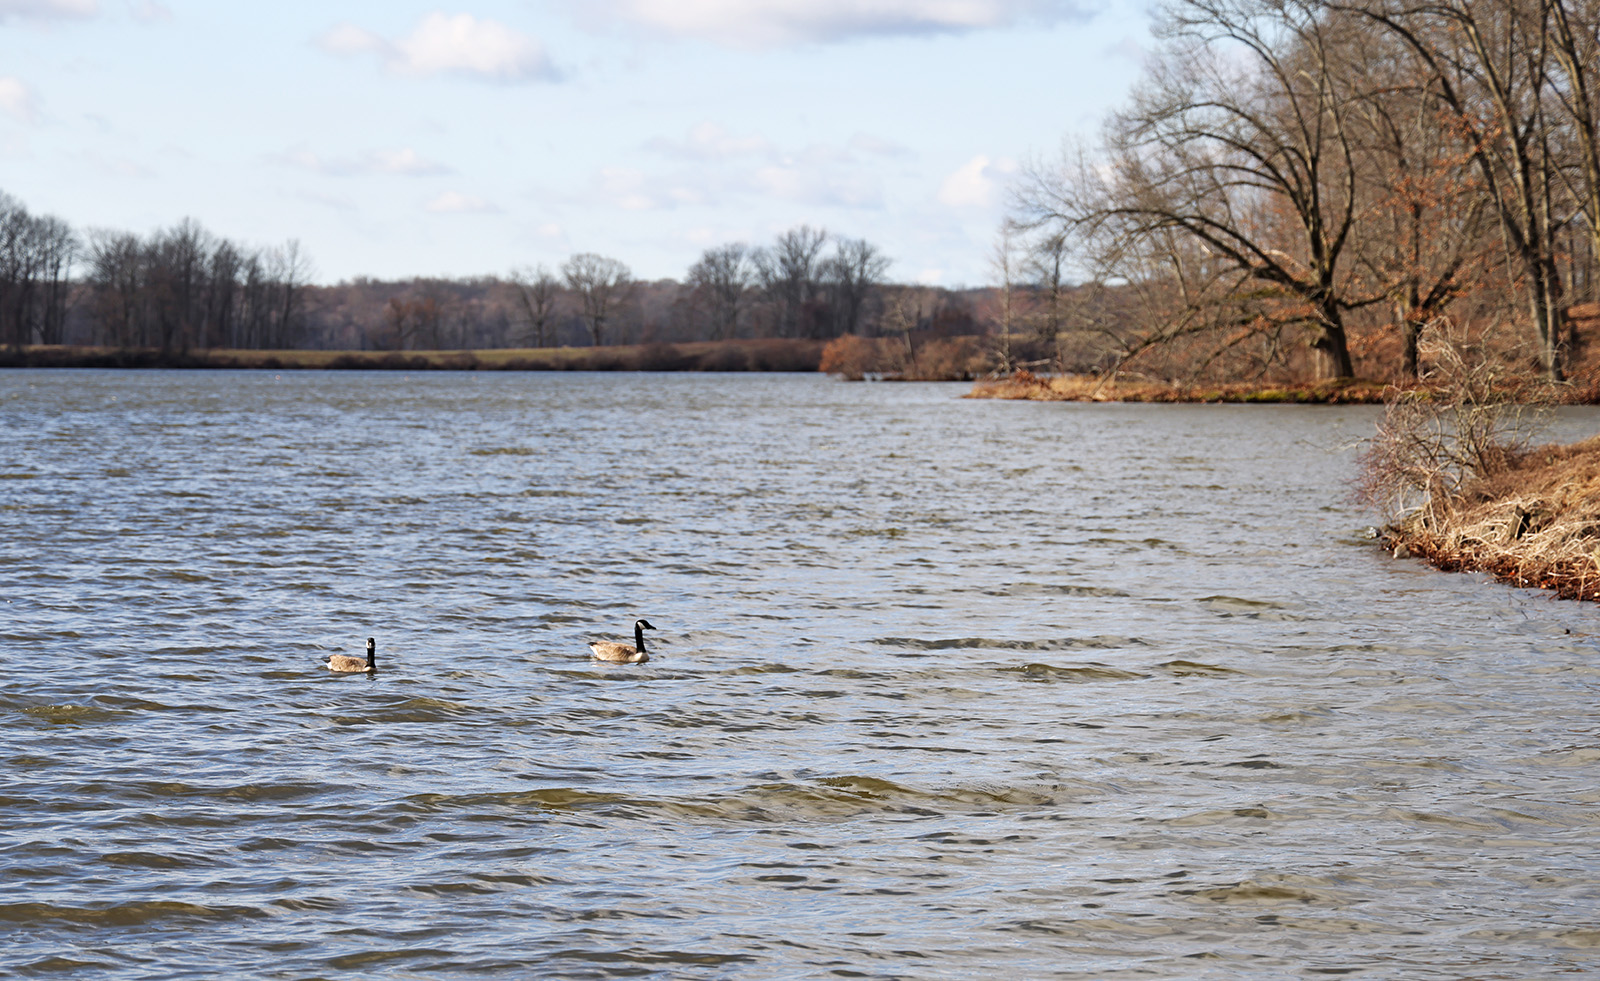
<box><xmin>327</xmin><ymin>637</ymin><xmax>376</xmax><ymax>673</ymax></box>
<box><xmin>589</xmin><ymin>619</ymin><xmax>655</xmax><ymax>663</ymax></box>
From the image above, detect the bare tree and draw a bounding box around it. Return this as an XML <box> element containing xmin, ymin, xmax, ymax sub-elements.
<box><xmin>1546</xmin><ymin>0</ymin><xmax>1600</xmax><ymax>296</ymax></box>
<box><xmin>31</xmin><ymin>214</ymin><xmax>75</xmax><ymax>346</ymax></box>
<box><xmin>509</xmin><ymin>264</ymin><xmax>561</xmax><ymax>347</ymax></box>
<box><xmin>562</xmin><ymin>252</ymin><xmax>633</xmax><ymax>346</ymax></box>
<box><xmin>271</xmin><ymin>239</ymin><xmax>314</xmax><ymax>349</ymax></box>
<box><xmin>686</xmin><ymin>243</ymin><xmax>754</xmax><ymax>340</ymax></box>
<box><xmin>86</xmin><ymin>229</ymin><xmax>145</xmax><ymax>347</ymax></box>
<box><xmin>818</xmin><ymin>237</ymin><xmax>890</xmax><ymax>337</ymax></box>
<box><xmin>754</xmin><ymin>225</ymin><xmax>828</xmax><ymax>337</ymax></box>
<box><xmin>1345</xmin><ymin>37</ymin><xmax>1494</xmax><ymax>378</ymax></box>
<box><xmin>1024</xmin><ymin>228</ymin><xmax>1069</xmax><ymax>346</ymax></box>
<box><xmin>1020</xmin><ymin>0</ymin><xmax>1377</xmax><ymax>379</ymax></box>
<box><xmin>991</xmin><ymin>226</ymin><xmax>1019</xmax><ymax>372</ymax></box>
<box><xmin>1345</xmin><ymin>0</ymin><xmax>1575</xmax><ymax>378</ymax></box>
<box><xmin>0</xmin><ymin>195</ymin><xmax>76</xmax><ymax>348</ymax></box>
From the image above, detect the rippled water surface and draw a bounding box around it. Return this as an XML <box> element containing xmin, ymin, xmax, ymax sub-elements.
<box><xmin>4</xmin><ymin>369</ymin><xmax>1600</xmax><ymax>979</ymax></box>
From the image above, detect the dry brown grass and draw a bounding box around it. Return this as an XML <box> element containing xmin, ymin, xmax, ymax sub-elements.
<box><xmin>965</xmin><ymin>370</ymin><xmax>1390</xmax><ymax>403</ymax></box>
<box><xmin>1355</xmin><ymin>321</ymin><xmax>1600</xmax><ymax>601</ymax></box>
<box><xmin>1388</xmin><ymin>436</ymin><xmax>1600</xmax><ymax>601</ymax></box>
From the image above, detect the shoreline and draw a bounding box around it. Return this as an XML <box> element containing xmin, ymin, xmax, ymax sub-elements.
<box><xmin>964</xmin><ymin>370</ymin><xmax>1393</xmax><ymax>404</ymax></box>
<box><xmin>0</xmin><ymin>339</ymin><xmax>826</xmax><ymax>373</ymax></box>
<box><xmin>1381</xmin><ymin>434</ymin><xmax>1600</xmax><ymax>602</ymax></box>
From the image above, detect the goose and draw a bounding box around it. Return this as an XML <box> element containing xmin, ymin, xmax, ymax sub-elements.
<box><xmin>327</xmin><ymin>637</ymin><xmax>376</xmax><ymax>673</ymax></box>
<box><xmin>589</xmin><ymin>619</ymin><xmax>655</xmax><ymax>663</ymax></box>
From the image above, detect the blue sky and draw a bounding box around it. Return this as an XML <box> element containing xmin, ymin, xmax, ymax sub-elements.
<box><xmin>0</xmin><ymin>0</ymin><xmax>1151</xmax><ymax>286</ymax></box>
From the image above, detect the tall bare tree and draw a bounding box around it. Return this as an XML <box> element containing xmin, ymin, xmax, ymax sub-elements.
<box><xmin>990</xmin><ymin>226</ymin><xmax>1020</xmax><ymax>372</ymax></box>
<box><xmin>1345</xmin><ymin>37</ymin><xmax>1494</xmax><ymax>378</ymax></box>
<box><xmin>509</xmin><ymin>264</ymin><xmax>561</xmax><ymax>347</ymax></box>
<box><xmin>1020</xmin><ymin>0</ymin><xmax>1380</xmax><ymax>379</ymax></box>
<box><xmin>754</xmin><ymin>225</ymin><xmax>828</xmax><ymax>338</ymax></box>
<box><xmin>819</xmin><ymin>237</ymin><xmax>889</xmax><ymax>337</ymax></box>
<box><xmin>687</xmin><ymin>243</ymin><xmax>754</xmax><ymax>340</ymax></box>
<box><xmin>1346</xmin><ymin>0</ymin><xmax>1576</xmax><ymax>378</ymax></box>
<box><xmin>1546</xmin><ymin>0</ymin><xmax>1600</xmax><ymax>293</ymax></box>
<box><xmin>562</xmin><ymin>252</ymin><xmax>633</xmax><ymax>346</ymax></box>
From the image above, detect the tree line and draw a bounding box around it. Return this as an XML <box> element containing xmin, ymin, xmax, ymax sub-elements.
<box><xmin>1</xmin><ymin>192</ymin><xmax>316</xmax><ymax>354</ymax></box>
<box><xmin>1011</xmin><ymin>0</ymin><xmax>1600</xmax><ymax>383</ymax></box>
<box><xmin>0</xmin><ymin>194</ymin><xmax>942</xmax><ymax>355</ymax></box>
<box><xmin>502</xmin><ymin>226</ymin><xmax>892</xmax><ymax>349</ymax></box>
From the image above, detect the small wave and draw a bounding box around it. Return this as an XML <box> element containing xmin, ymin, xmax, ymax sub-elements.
<box><xmin>1184</xmin><ymin>878</ymin><xmax>1348</xmax><ymax>906</ymax></box>
<box><xmin>21</xmin><ymin>704</ymin><xmax>125</xmax><ymax>725</ymax></box>
<box><xmin>1196</xmin><ymin>595</ymin><xmax>1286</xmax><ymax>613</ymax></box>
<box><xmin>1005</xmin><ymin>663</ymin><xmax>1147</xmax><ymax>682</ymax></box>
<box><xmin>328</xmin><ymin>697</ymin><xmax>477</xmax><ymax>725</ymax></box>
<box><xmin>401</xmin><ymin>775</ymin><xmax>1067</xmax><ymax>824</ymax></box>
<box><xmin>876</xmin><ymin>635</ymin><xmax>1147</xmax><ymax>652</ymax></box>
<box><xmin>1165</xmin><ymin>805</ymin><xmax>1289</xmax><ymax>827</ymax></box>
<box><xmin>113</xmin><ymin>781</ymin><xmax>326</xmax><ymax>804</ymax></box>
<box><xmin>986</xmin><ymin>583</ymin><xmax>1133</xmax><ymax>598</ymax></box>
<box><xmin>1152</xmin><ymin>659</ymin><xmax>1248</xmax><ymax>677</ymax></box>
<box><xmin>0</xmin><ymin>900</ymin><xmax>266</xmax><ymax>926</ymax></box>
<box><xmin>326</xmin><ymin>949</ymin><xmax>461</xmax><ymax>971</ymax></box>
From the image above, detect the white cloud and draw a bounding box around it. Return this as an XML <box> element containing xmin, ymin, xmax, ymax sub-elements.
<box><xmin>317</xmin><ymin>22</ymin><xmax>386</xmax><ymax>56</ymax></box>
<box><xmin>849</xmin><ymin>132</ymin><xmax>912</xmax><ymax>158</ymax></box>
<box><xmin>594</xmin><ymin>166</ymin><xmax>709</xmax><ymax>211</ymax></box>
<box><xmin>643</xmin><ymin>122</ymin><xmax>771</xmax><ymax>161</ymax></box>
<box><xmin>0</xmin><ymin>77</ymin><xmax>37</xmax><ymax>123</ymax></box>
<box><xmin>283</xmin><ymin>146</ymin><xmax>453</xmax><ymax>177</ymax></box>
<box><xmin>85</xmin><ymin>150</ymin><xmax>153</xmax><ymax>178</ymax></box>
<box><xmin>129</xmin><ymin>0</ymin><xmax>171</xmax><ymax>24</ymax></box>
<box><xmin>589</xmin><ymin>0</ymin><xmax>1090</xmax><ymax>47</ymax></box>
<box><xmin>425</xmin><ymin>190</ymin><xmax>500</xmax><ymax>213</ymax></box>
<box><xmin>753</xmin><ymin>164</ymin><xmax>883</xmax><ymax>208</ymax></box>
<box><xmin>299</xmin><ymin>190</ymin><xmax>358</xmax><ymax>212</ymax></box>
<box><xmin>318</xmin><ymin>13</ymin><xmax>558</xmax><ymax>83</ymax></box>
<box><xmin>936</xmin><ymin>153</ymin><xmax>1016</xmax><ymax>208</ymax></box>
<box><xmin>0</xmin><ymin>0</ymin><xmax>96</xmax><ymax>20</ymax></box>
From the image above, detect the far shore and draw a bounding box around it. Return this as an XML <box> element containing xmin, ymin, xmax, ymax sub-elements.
<box><xmin>0</xmin><ymin>339</ymin><xmax>827</xmax><ymax>373</ymax></box>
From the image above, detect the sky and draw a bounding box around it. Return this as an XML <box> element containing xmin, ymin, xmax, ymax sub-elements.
<box><xmin>0</xmin><ymin>0</ymin><xmax>1152</xmax><ymax>287</ymax></box>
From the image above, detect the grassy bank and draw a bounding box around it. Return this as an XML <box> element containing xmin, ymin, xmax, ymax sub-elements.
<box><xmin>965</xmin><ymin>370</ymin><xmax>1392</xmax><ymax>403</ymax></box>
<box><xmin>0</xmin><ymin>338</ymin><xmax>826</xmax><ymax>372</ymax></box>
<box><xmin>1381</xmin><ymin>435</ymin><xmax>1600</xmax><ymax>601</ymax></box>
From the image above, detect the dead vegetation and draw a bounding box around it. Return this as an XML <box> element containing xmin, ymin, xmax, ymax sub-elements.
<box><xmin>1357</xmin><ymin>323</ymin><xmax>1600</xmax><ymax>601</ymax></box>
<box><xmin>966</xmin><ymin>370</ymin><xmax>1390</xmax><ymax>403</ymax></box>
<box><xmin>1390</xmin><ymin>437</ymin><xmax>1600</xmax><ymax>600</ymax></box>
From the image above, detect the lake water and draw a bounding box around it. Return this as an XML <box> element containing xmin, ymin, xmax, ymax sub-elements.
<box><xmin>4</xmin><ymin>369</ymin><xmax>1599</xmax><ymax>980</ymax></box>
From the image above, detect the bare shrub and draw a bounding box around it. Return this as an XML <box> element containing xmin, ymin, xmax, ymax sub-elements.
<box><xmin>1355</xmin><ymin>319</ymin><xmax>1552</xmax><ymax>528</ymax></box>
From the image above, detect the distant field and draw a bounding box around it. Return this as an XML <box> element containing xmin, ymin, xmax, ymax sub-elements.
<box><xmin>0</xmin><ymin>338</ymin><xmax>828</xmax><ymax>372</ymax></box>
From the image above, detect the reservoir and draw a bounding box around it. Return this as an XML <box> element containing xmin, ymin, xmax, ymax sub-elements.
<box><xmin>4</xmin><ymin>370</ymin><xmax>1599</xmax><ymax>979</ymax></box>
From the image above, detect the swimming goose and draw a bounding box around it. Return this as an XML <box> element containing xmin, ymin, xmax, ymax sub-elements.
<box><xmin>327</xmin><ymin>637</ymin><xmax>376</xmax><ymax>673</ymax></box>
<box><xmin>589</xmin><ymin>619</ymin><xmax>655</xmax><ymax>663</ymax></box>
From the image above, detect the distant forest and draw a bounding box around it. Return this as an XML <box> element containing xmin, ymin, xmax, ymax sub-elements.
<box><xmin>0</xmin><ymin>190</ymin><xmax>1031</xmax><ymax>366</ymax></box>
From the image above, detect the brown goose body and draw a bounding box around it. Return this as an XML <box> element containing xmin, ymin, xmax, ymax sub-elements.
<box><xmin>589</xmin><ymin>619</ymin><xmax>655</xmax><ymax>663</ymax></box>
<box><xmin>327</xmin><ymin>637</ymin><xmax>376</xmax><ymax>672</ymax></box>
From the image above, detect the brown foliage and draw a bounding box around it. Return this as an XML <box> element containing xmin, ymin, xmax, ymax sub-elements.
<box><xmin>1387</xmin><ymin>436</ymin><xmax>1600</xmax><ymax>602</ymax></box>
<box><xmin>820</xmin><ymin>334</ymin><xmax>992</xmax><ymax>381</ymax></box>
